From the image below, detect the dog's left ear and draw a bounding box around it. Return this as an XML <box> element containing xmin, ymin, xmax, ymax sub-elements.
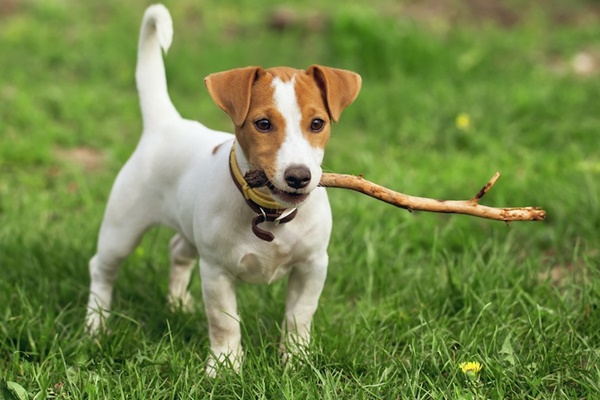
<box><xmin>307</xmin><ymin>65</ymin><xmax>362</xmax><ymax>123</ymax></box>
<box><xmin>204</xmin><ymin>66</ymin><xmax>264</xmax><ymax>126</ymax></box>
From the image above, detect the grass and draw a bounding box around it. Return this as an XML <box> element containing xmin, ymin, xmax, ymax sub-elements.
<box><xmin>1</xmin><ymin>0</ymin><xmax>599</xmax><ymax>398</ymax></box>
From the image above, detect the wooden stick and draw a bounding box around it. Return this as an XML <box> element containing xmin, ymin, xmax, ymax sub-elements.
<box><xmin>319</xmin><ymin>172</ymin><xmax>546</xmax><ymax>222</ymax></box>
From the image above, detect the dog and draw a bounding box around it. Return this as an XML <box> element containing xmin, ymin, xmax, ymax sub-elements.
<box><xmin>85</xmin><ymin>4</ymin><xmax>361</xmax><ymax>376</ymax></box>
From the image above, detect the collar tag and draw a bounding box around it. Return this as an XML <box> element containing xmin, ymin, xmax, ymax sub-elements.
<box><xmin>275</xmin><ymin>208</ymin><xmax>297</xmax><ymax>224</ymax></box>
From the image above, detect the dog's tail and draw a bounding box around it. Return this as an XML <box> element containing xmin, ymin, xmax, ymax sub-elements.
<box><xmin>136</xmin><ymin>4</ymin><xmax>180</xmax><ymax>129</ymax></box>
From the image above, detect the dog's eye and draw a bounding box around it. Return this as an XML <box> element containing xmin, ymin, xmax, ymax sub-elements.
<box><xmin>254</xmin><ymin>119</ymin><xmax>272</xmax><ymax>133</ymax></box>
<box><xmin>310</xmin><ymin>118</ymin><xmax>325</xmax><ymax>133</ymax></box>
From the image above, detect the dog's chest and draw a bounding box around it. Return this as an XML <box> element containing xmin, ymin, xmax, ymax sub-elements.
<box><xmin>235</xmin><ymin>243</ymin><xmax>297</xmax><ymax>284</ymax></box>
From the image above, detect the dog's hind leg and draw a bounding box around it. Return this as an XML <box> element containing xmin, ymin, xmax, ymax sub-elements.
<box><xmin>85</xmin><ymin>184</ymin><xmax>154</xmax><ymax>334</ymax></box>
<box><xmin>167</xmin><ymin>233</ymin><xmax>198</xmax><ymax>312</ymax></box>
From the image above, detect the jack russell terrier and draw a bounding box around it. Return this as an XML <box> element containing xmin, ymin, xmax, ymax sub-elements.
<box><xmin>86</xmin><ymin>4</ymin><xmax>361</xmax><ymax>376</ymax></box>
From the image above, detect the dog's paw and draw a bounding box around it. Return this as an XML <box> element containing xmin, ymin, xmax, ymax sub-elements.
<box><xmin>205</xmin><ymin>350</ymin><xmax>243</xmax><ymax>378</ymax></box>
<box><xmin>85</xmin><ymin>309</ymin><xmax>109</xmax><ymax>336</ymax></box>
<box><xmin>280</xmin><ymin>335</ymin><xmax>310</xmax><ymax>370</ymax></box>
<box><xmin>167</xmin><ymin>292</ymin><xmax>195</xmax><ymax>313</ymax></box>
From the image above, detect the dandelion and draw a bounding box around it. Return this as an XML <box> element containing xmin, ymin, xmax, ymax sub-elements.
<box><xmin>459</xmin><ymin>361</ymin><xmax>482</xmax><ymax>375</ymax></box>
<box><xmin>455</xmin><ymin>113</ymin><xmax>471</xmax><ymax>131</ymax></box>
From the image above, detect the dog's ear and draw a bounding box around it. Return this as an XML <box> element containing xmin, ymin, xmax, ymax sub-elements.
<box><xmin>204</xmin><ymin>66</ymin><xmax>264</xmax><ymax>126</ymax></box>
<box><xmin>307</xmin><ymin>65</ymin><xmax>361</xmax><ymax>123</ymax></box>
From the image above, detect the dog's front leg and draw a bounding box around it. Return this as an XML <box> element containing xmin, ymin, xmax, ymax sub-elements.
<box><xmin>280</xmin><ymin>254</ymin><xmax>328</xmax><ymax>365</ymax></box>
<box><xmin>200</xmin><ymin>260</ymin><xmax>242</xmax><ymax>377</ymax></box>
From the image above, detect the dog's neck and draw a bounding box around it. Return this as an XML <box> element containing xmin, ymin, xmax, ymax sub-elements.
<box><xmin>229</xmin><ymin>142</ymin><xmax>298</xmax><ymax>242</ymax></box>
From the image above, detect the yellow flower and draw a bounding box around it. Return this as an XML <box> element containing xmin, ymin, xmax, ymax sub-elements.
<box><xmin>455</xmin><ymin>113</ymin><xmax>471</xmax><ymax>130</ymax></box>
<box><xmin>459</xmin><ymin>361</ymin><xmax>482</xmax><ymax>375</ymax></box>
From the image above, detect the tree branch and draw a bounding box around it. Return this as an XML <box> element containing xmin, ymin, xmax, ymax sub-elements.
<box><xmin>318</xmin><ymin>172</ymin><xmax>546</xmax><ymax>222</ymax></box>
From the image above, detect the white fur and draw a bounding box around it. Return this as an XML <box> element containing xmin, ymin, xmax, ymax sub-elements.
<box><xmin>85</xmin><ymin>5</ymin><xmax>332</xmax><ymax>377</ymax></box>
<box><xmin>272</xmin><ymin>77</ymin><xmax>324</xmax><ymax>194</ymax></box>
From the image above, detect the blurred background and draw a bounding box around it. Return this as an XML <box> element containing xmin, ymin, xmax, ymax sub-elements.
<box><xmin>2</xmin><ymin>0</ymin><xmax>598</xmax><ymax>273</ymax></box>
<box><xmin>0</xmin><ymin>0</ymin><xmax>599</xmax><ymax>396</ymax></box>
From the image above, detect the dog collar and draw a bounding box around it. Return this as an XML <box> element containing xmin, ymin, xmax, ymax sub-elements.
<box><xmin>229</xmin><ymin>143</ymin><xmax>298</xmax><ymax>242</ymax></box>
<box><xmin>229</xmin><ymin>145</ymin><xmax>286</xmax><ymax>210</ymax></box>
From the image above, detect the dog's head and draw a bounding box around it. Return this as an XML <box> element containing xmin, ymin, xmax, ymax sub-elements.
<box><xmin>205</xmin><ymin>65</ymin><xmax>361</xmax><ymax>208</ymax></box>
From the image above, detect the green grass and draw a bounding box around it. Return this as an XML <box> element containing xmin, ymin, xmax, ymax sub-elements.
<box><xmin>1</xmin><ymin>0</ymin><xmax>599</xmax><ymax>398</ymax></box>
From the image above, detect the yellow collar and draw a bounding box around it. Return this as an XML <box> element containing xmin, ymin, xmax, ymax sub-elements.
<box><xmin>229</xmin><ymin>144</ymin><xmax>286</xmax><ymax>211</ymax></box>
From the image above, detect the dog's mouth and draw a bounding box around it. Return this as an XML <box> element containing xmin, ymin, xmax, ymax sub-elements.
<box><xmin>266</xmin><ymin>182</ymin><xmax>310</xmax><ymax>206</ymax></box>
<box><xmin>244</xmin><ymin>169</ymin><xmax>310</xmax><ymax>207</ymax></box>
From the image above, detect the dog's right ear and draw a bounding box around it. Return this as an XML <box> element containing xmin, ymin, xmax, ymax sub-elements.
<box><xmin>204</xmin><ymin>67</ymin><xmax>264</xmax><ymax>127</ymax></box>
<box><xmin>307</xmin><ymin>65</ymin><xmax>361</xmax><ymax>123</ymax></box>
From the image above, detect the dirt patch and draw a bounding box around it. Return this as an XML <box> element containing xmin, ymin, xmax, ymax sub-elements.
<box><xmin>54</xmin><ymin>146</ymin><xmax>106</xmax><ymax>172</ymax></box>
<box><xmin>401</xmin><ymin>0</ymin><xmax>600</xmax><ymax>28</ymax></box>
<box><xmin>0</xmin><ymin>0</ymin><xmax>20</xmax><ymax>18</ymax></box>
<box><xmin>403</xmin><ymin>0</ymin><xmax>519</xmax><ymax>27</ymax></box>
<box><xmin>537</xmin><ymin>246</ymin><xmax>597</xmax><ymax>287</ymax></box>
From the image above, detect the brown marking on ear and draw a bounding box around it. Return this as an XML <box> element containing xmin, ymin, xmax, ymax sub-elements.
<box><xmin>306</xmin><ymin>65</ymin><xmax>362</xmax><ymax>123</ymax></box>
<box><xmin>204</xmin><ymin>66</ymin><xmax>264</xmax><ymax>126</ymax></box>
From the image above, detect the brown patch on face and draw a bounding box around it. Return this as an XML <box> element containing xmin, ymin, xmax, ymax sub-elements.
<box><xmin>236</xmin><ymin>67</ymin><xmax>332</xmax><ymax>180</ymax></box>
<box><xmin>231</xmin><ymin>66</ymin><xmax>360</xmax><ymax>193</ymax></box>
<box><xmin>293</xmin><ymin>72</ymin><xmax>331</xmax><ymax>151</ymax></box>
<box><xmin>235</xmin><ymin>70</ymin><xmax>286</xmax><ymax>181</ymax></box>
<box><xmin>266</xmin><ymin>67</ymin><xmax>297</xmax><ymax>82</ymax></box>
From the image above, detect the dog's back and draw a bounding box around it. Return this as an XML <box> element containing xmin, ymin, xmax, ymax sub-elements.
<box><xmin>128</xmin><ymin>4</ymin><xmax>234</xmax><ymax>233</ymax></box>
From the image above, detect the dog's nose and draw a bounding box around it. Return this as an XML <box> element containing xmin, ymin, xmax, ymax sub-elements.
<box><xmin>284</xmin><ymin>165</ymin><xmax>311</xmax><ymax>189</ymax></box>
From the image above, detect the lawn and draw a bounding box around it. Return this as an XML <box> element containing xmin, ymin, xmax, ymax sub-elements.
<box><xmin>1</xmin><ymin>0</ymin><xmax>599</xmax><ymax>398</ymax></box>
